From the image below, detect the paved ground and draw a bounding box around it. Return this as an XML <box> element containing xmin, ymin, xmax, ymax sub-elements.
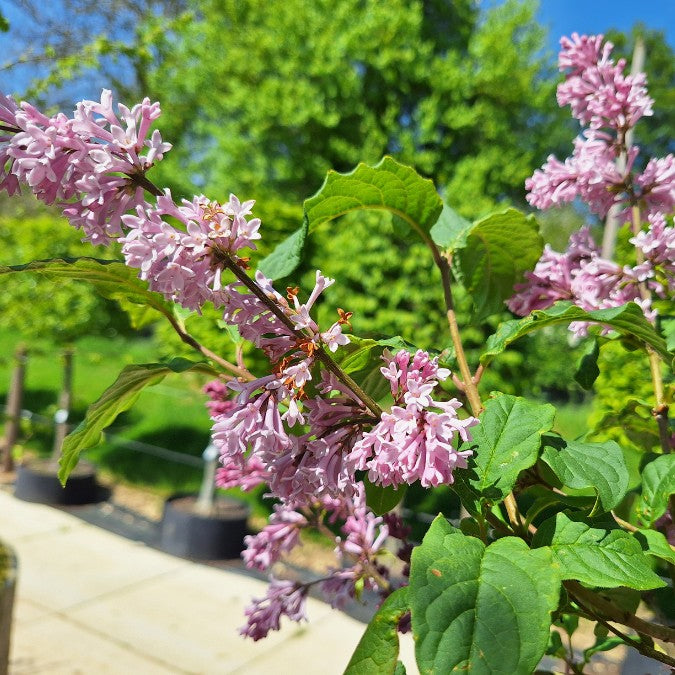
<box><xmin>0</xmin><ymin>490</ymin><xmax>416</xmax><ymax>674</ymax></box>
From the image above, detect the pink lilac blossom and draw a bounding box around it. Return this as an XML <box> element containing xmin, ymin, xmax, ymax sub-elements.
<box><xmin>240</xmin><ymin>578</ymin><xmax>308</xmax><ymax>641</ymax></box>
<box><xmin>242</xmin><ymin>504</ymin><xmax>308</xmax><ymax>571</ymax></box>
<box><xmin>1</xmin><ymin>90</ymin><xmax>171</xmax><ymax>245</ymax></box>
<box><xmin>526</xmin><ymin>133</ymin><xmax>635</xmax><ymax>217</ymax></box>
<box><xmin>319</xmin><ymin>485</ymin><xmax>391</xmax><ymax>610</ymax></box>
<box><xmin>203</xmin><ymin>379</ymin><xmax>236</xmax><ymax>418</ymax></box>
<box><xmin>215</xmin><ymin>455</ymin><xmax>269</xmax><ymax>491</ymax></box>
<box><xmin>119</xmin><ymin>192</ymin><xmax>262</xmax><ymax>310</ymax></box>
<box><xmin>508</xmin><ymin>227</ymin><xmax>670</xmax><ymax>335</ymax></box>
<box><xmin>557</xmin><ymin>33</ymin><xmax>652</xmax><ymax>130</ymax></box>
<box><xmin>348</xmin><ymin>350</ymin><xmax>478</xmax><ymax>488</ymax></box>
<box><xmin>525</xmin><ymin>34</ymin><xmax>674</xmax><ymax>222</ymax></box>
<box><xmin>239</xmin><ymin>486</ymin><xmax>393</xmax><ymax>636</ymax></box>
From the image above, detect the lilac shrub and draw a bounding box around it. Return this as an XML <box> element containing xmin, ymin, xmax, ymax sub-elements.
<box><xmin>0</xmin><ymin>32</ymin><xmax>673</xmax><ymax>673</ymax></box>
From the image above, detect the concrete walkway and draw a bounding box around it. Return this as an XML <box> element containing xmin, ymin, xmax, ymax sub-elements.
<box><xmin>0</xmin><ymin>490</ymin><xmax>415</xmax><ymax>674</ymax></box>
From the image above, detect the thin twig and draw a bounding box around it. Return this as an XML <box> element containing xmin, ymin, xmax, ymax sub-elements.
<box><xmin>164</xmin><ymin>310</ymin><xmax>253</xmax><ymax>380</ymax></box>
<box><xmin>572</xmin><ymin>592</ymin><xmax>675</xmax><ymax>668</ymax></box>
<box><xmin>436</xmin><ymin>251</ymin><xmax>482</xmax><ymax>416</ymax></box>
<box><xmin>565</xmin><ymin>580</ymin><xmax>675</xmax><ymax>645</ymax></box>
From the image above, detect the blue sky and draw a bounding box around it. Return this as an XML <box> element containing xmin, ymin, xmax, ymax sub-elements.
<box><xmin>1</xmin><ymin>0</ymin><xmax>673</xmax><ymax>97</ymax></box>
<box><xmin>534</xmin><ymin>0</ymin><xmax>674</xmax><ymax>48</ymax></box>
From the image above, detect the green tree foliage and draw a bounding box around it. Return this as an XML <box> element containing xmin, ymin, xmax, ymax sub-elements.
<box><xmin>138</xmin><ymin>0</ymin><xmax>566</xmax><ymax>224</ymax></box>
<box><xmin>0</xmin><ymin>197</ymin><xmax>130</xmax><ymax>345</ymax></box>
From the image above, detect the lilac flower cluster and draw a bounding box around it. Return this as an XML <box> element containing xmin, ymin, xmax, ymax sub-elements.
<box><xmin>120</xmin><ymin>192</ymin><xmax>262</xmax><ymax>310</ymax></box>
<box><xmin>526</xmin><ymin>33</ymin><xmax>674</xmax><ymax>221</ymax></box>
<box><xmin>0</xmin><ymin>90</ymin><xmax>169</xmax><ymax>245</ymax></box>
<box><xmin>0</xmin><ymin>88</ymin><xmax>479</xmax><ymax>641</ymax></box>
<box><xmin>512</xmin><ymin>34</ymin><xmax>674</xmax><ymax>330</ymax></box>
<box><xmin>238</xmin><ymin>484</ymin><xmax>409</xmax><ymax>640</ymax></box>
<box><xmin>349</xmin><ymin>350</ymin><xmax>477</xmax><ymax>488</ymax></box>
<box><xmin>508</xmin><ymin>222</ymin><xmax>674</xmax><ymax>334</ymax></box>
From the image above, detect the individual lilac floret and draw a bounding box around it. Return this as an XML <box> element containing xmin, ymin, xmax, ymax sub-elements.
<box><xmin>240</xmin><ymin>578</ymin><xmax>307</xmax><ymax>641</ymax></box>
<box><xmin>349</xmin><ymin>350</ymin><xmax>478</xmax><ymax>488</ymax></box>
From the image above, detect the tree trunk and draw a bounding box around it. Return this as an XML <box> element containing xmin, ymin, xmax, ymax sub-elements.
<box><xmin>1</xmin><ymin>345</ymin><xmax>27</xmax><ymax>473</ymax></box>
<box><xmin>601</xmin><ymin>37</ymin><xmax>646</xmax><ymax>259</ymax></box>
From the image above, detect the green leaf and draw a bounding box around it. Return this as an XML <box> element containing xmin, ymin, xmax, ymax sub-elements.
<box><xmin>429</xmin><ymin>203</ymin><xmax>472</xmax><ymax>251</ymax></box>
<box><xmin>410</xmin><ymin>516</ymin><xmax>560</xmax><ymax>675</ymax></box>
<box><xmin>457</xmin><ymin>208</ymin><xmax>543</xmax><ymax>320</ymax></box>
<box><xmin>0</xmin><ymin>257</ymin><xmax>175</xmax><ymax>322</ymax></box>
<box><xmin>58</xmin><ymin>359</ymin><xmax>215</xmax><ymax>484</ymax></box>
<box><xmin>364</xmin><ymin>478</ymin><xmax>407</xmax><ymax>516</ymax></box>
<box><xmin>533</xmin><ymin>512</ymin><xmax>664</xmax><ymax>590</ymax></box>
<box><xmin>574</xmin><ymin>339</ymin><xmax>600</xmax><ymax>390</ymax></box>
<box><xmin>305</xmin><ymin>156</ymin><xmax>442</xmax><ymax>238</ymax></box>
<box><xmin>265</xmin><ymin>157</ymin><xmax>443</xmax><ymax>278</ymax></box>
<box><xmin>583</xmin><ymin>636</ymin><xmax>624</xmax><ymax>662</ymax></box>
<box><xmin>541</xmin><ymin>438</ymin><xmax>629</xmax><ymax>514</ymax></box>
<box><xmin>393</xmin><ymin>662</ymin><xmax>406</xmax><ymax>675</ymax></box>
<box><xmin>454</xmin><ymin>394</ymin><xmax>555</xmax><ymax>511</ymax></box>
<box><xmin>634</xmin><ymin>528</ymin><xmax>675</xmax><ymax>565</ymax></box>
<box><xmin>344</xmin><ymin>586</ymin><xmax>409</xmax><ymax>675</ymax></box>
<box><xmin>482</xmin><ymin>301</ymin><xmax>671</xmax><ymax>366</ymax></box>
<box><xmin>0</xmin><ymin>14</ymin><xmax>9</xmax><ymax>31</ymax></box>
<box><xmin>256</xmin><ymin>221</ymin><xmax>308</xmax><ymax>280</ymax></box>
<box><xmin>638</xmin><ymin>454</ymin><xmax>675</xmax><ymax>527</ymax></box>
<box><xmin>662</xmin><ymin>316</ymin><xmax>675</xmax><ymax>352</ymax></box>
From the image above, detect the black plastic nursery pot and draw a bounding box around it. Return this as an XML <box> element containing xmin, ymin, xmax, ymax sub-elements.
<box><xmin>159</xmin><ymin>494</ymin><xmax>250</xmax><ymax>560</ymax></box>
<box><xmin>0</xmin><ymin>541</ymin><xmax>17</xmax><ymax>675</ymax></box>
<box><xmin>14</xmin><ymin>458</ymin><xmax>99</xmax><ymax>506</ymax></box>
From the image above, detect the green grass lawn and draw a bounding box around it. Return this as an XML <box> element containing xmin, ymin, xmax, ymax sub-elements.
<box><xmin>0</xmin><ymin>330</ymin><xmax>269</xmax><ymax>510</ymax></box>
<box><xmin>0</xmin><ymin>329</ymin><xmax>274</xmax><ymax>515</ymax></box>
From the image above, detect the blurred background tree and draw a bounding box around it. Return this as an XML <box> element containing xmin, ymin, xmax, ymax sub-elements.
<box><xmin>0</xmin><ymin>198</ymin><xmax>131</xmax><ymax>347</ymax></box>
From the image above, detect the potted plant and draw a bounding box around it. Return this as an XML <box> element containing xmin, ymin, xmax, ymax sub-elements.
<box><xmin>159</xmin><ymin>443</ymin><xmax>250</xmax><ymax>560</ymax></box>
<box><xmin>14</xmin><ymin>348</ymin><xmax>100</xmax><ymax>505</ymax></box>
<box><xmin>0</xmin><ymin>539</ymin><xmax>17</xmax><ymax>675</ymax></box>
